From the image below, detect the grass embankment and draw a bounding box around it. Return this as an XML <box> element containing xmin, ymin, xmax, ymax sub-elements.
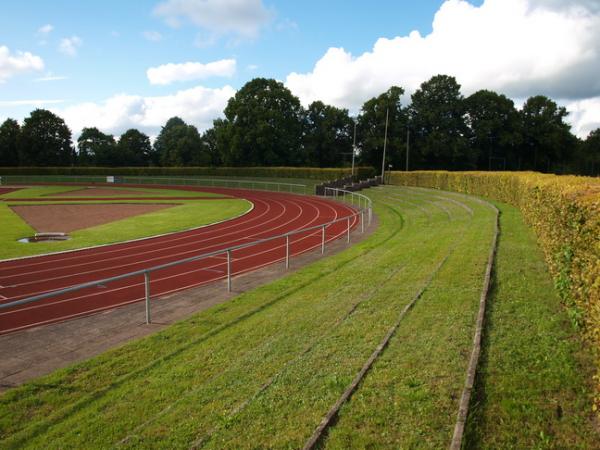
<box><xmin>0</xmin><ymin>187</ymin><xmax>596</xmax><ymax>448</ymax></box>
<box><xmin>0</xmin><ymin>186</ymin><xmax>250</xmax><ymax>260</ymax></box>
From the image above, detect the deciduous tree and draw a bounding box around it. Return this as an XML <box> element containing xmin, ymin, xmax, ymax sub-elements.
<box><xmin>303</xmin><ymin>101</ymin><xmax>353</xmax><ymax>167</ymax></box>
<box><xmin>357</xmin><ymin>86</ymin><xmax>407</xmax><ymax>171</ymax></box>
<box><xmin>218</xmin><ymin>78</ymin><xmax>304</xmax><ymax>166</ymax></box>
<box><xmin>19</xmin><ymin>109</ymin><xmax>74</xmax><ymax>166</ymax></box>
<box><xmin>117</xmin><ymin>129</ymin><xmax>153</xmax><ymax>166</ymax></box>
<box><xmin>0</xmin><ymin>118</ymin><xmax>20</xmax><ymax>166</ymax></box>
<box><xmin>409</xmin><ymin>75</ymin><xmax>470</xmax><ymax>169</ymax></box>
<box><xmin>77</xmin><ymin>127</ymin><xmax>118</xmax><ymax>166</ymax></box>
<box><xmin>464</xmin><ymin>90</ymin><xmax>521</xmax><ymax>170</ymax></box>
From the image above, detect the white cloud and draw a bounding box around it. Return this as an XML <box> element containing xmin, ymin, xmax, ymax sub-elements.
<box><xmin>154</xmin><ymin>0</ymin><xmax>273</xmax><ymax>39</ymax></box>
<box><xmin>59</xmin><ymin>36</ymin><xmax>83</xmax><ymax>57</ymax></box>
<box><xmin>285</xmin><ymin>0</ymin><xmax>600</xmax><ymax>118</ymax></box>
<box><xmin>55</xmin><ymin>85</ymin><xmax>236</xmax><ymax>138</ymax></box>
<box><xmin>0</xmin><ymin>46</ymin><xmax>44</xmax><ymax>83</ymax></box>
<box><xmin>147</xmin><ymin>59</ymin><xmax>236</xmax><ymax>85</ymax></box>
<box><xmin>37</xmin><ymin>24</ymin><xmax>54</xmax><ymax>35</ymax></box>
<box><xmin>143</xmin><ymin>31</ymin><xmax>163</xmax><ymax>42</ymax></box>
<box><xmin>566</xmin><ymin>97</ymin><xmax>600</xmax><ymax>137</ymax></box>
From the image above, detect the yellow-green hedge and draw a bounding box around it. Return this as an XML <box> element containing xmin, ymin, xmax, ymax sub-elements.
<box><xmin>389</xmin><ymin>171</ymin><xmax>600</xmax><ymax>412</ymax></box>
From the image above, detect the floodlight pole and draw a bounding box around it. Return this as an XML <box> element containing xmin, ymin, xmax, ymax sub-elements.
<box><xmin>406</xmin><ymin>127</ymin><xmax>410</xmax><ymax>171</ymax></box>
<box><xmin>352</xmin><ymin>120</ymin><xmax>357</xmax><ymax>178</ymax></box>
<box><xmin>381</xmin><ymin>108</ymin><xmax>389</xmax><ymax>183</ymax></box>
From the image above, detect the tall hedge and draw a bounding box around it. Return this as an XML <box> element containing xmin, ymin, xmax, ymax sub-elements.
<box><xmin>389</xmin><ymin>170</ymin><xmax>600</xmax><ymax>412</ymax></box>
<box><xmin>0</xmin><ymin>166</ymin><xmax>375</xmax><ymax>180</ymax></box>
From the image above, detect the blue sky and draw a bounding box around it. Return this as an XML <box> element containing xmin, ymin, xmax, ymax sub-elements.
<box><xmin>1</xmin><ymin>0</ymin><xmax>598</xmax><ymax>139</ymax></box>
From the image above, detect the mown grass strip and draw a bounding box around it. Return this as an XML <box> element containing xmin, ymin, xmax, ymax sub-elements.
<box><xmin>304</xmin><ymin>237</ymin><xmax>459</xmax><ymax>450</ymax></box>
<box><xmin>450</xmin><ymin>203</ymin><xmax>498</xmax><ymax>449</ymax></box>
<box><xmin>463</xmin><ymin>203</ymin><xmax>599</xmax><ymax>449</ymax></box>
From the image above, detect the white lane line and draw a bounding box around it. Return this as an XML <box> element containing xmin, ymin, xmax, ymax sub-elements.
<box><xmin>2</xmin><ymin>199</ymin><xmax>292</xmax><ymax>286</ymax></box>
<box><xmin>0</xmin><ymin>197</ymin><xmax>272</xmax><ymax>274</ymax></box>
<box><xmin>0</xmin><ymin>195</ymin><xmax>354</xmax><ymax>328</ymax></box>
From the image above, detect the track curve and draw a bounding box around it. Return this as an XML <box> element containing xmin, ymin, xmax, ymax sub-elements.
<box><xmin>0</xmin><ymin>185</ymin><xmax>360</xmax><ymax>334</ymax></box>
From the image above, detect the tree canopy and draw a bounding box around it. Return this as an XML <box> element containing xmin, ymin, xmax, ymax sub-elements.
<box><xmin>0</xmin><ymin>118</ymin><xmax>20</xmax><ymax>166</ymax></box>
<box><xmin>217</xmin><ymin>78</ymin><xmax>304</xmax><ymax>166</ymax></box>
<box><xmin>1</xmin><ymin>76</ymin><xmax>596</xmax><ymax>176</ymax></box>
<box><xmin>409</xmin><ymin>75</ymin><xmax>471</xmax><ymax>170</ymax></box>
<box><xmin>19</xmin><ymin>109</ymin><xmax>74</xmax><ymax>166</ymax></box>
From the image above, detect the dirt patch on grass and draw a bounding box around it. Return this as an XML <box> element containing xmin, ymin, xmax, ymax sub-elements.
<box><xmin>48</xmin><ymin>187</ymin><xmax>150</xmax><ymax>197</ymax></box>
<box><xmin>10</xmin><ymin>203</ymin><xmax>177</xmax><ymax>233</ymax></box>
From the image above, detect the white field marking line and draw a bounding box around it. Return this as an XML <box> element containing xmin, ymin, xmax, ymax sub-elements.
<box><xmin>0</xmin><ymin>199</ymin><xmax>351</xmax><ymax>318</ymax></box>
<box><xmin>0</xmin><ymin>196</ymin><xmax>267</xmax><ymax>272</ymax></box>
<box><xmin>2</xmin><ymin>195</ymin><xmax>311</xmax><ymax>282</ymax></box>
<box><xmin>0</xmin><ymin>190</ymin><xmax>256</xmax><ymax>266</ymax></box>
<box><xmin>0</xmin><ymin>225</ymin><xmax>352</xmax><ymax>334</ymax></box>
<box><xmin>1</xmin><ymin>197</ymin><xmax>293</xmax><ymax>284</ymax></box>
<box><xmin>2</xmin><ymin>197</ymin><xmax>327</xmax><ymax>298</ymax></box>
<box><xmin>3</xmin><ymin>197</ymin><xmax>308</xmax><ymax>292</ymax></box>
<box><xmin>4</xmin><ymin>198</ymin><xmax>319</xmax><ymax>299</ymax></box>
<box><xmin>0</xmin><ymin>294</ymin><xmax>7</xmax><ymax>300</ymax></box>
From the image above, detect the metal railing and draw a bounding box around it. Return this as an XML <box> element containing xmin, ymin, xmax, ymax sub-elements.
<box><xmin>0</xmin><ymin>175</ymin><xmax>308</xmax><ymax>195</ymax></box>
<box><xmin>0</xmin><ymin>186</ymin><xmax>372</xmax><ymax>325</ymax></box>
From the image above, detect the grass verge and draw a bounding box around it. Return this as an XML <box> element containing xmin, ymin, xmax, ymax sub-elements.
<box><xmin>463</xmin><ymin>202</ymin><xmax>598</xmax><ymax>449</ymax></box>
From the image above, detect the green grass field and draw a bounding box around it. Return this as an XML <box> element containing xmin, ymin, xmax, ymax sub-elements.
<box><xmin>0</xmin><ymin>186</ymin><xmax>250</xmax><ymax>260</ymax></box>
<box><xmin>0</xmin><ymin>185</ymin><xmax>596</xmax><ymax>448</ymax></box>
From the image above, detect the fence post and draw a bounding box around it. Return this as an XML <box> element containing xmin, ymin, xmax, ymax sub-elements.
<box><xmin>144</xmin><ymin>272</ymin><xmax>151</xmax><ymax>324</ymax></box>
<box><xmin>227</xmin><ymin>250</ymin><xmax>232</xmax><ymax>292</ymax></box>
<box><xmin>347</xmin><ymin>217</ymin><xmax>351</xmax><ymax>243</ymax></box>
<box><xmin>285</xmin><ymin>235</ymin><xmax>290</xmax><ymax>269</ymax></box>
<box><xmin>321</xmin><ymin>225</ymin><xmax>325</xmax><ymax>254</ymax></box>
<box><xmin>361</xmin><ymin>210</ymin><xmax>365</xmax><ymax>233</ymax></box>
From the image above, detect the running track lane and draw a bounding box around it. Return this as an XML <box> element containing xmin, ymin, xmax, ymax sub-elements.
<box><xmin>0</xmin><ymin>185</ymin><xmax>360</xmax><ymax>334</ymax></box>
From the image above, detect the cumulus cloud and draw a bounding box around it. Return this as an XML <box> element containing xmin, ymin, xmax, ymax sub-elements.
<box><xmin>154</xmin><ymin>0</ymin><xmax>273</xmax><ymax>39</ymax></box>
<box><xmin>285</xmin><ymin>0</ymin><xmax>600</xmax><ymax>131</ymax></box>
<box><xmin>59</xmin><ymin>36</ymin><xmax>82</xmax><ymax>57</ymax></box>
<box><xmin>147</xmin><ymin>59</ymin><xmax>236</xmax><ymax>85</ymax></box>
<box><xmin>0</xmin><ymin>46</ymin><xmax>44</xmax><ymax>83</ymax></box>
<box><xmin>55</xmin><ymin>84</ymin><xmax>236</xmax><ymax>138</ymax></box>
<box><xmin>143</xmin><ymin>30</ymin><xmax>163</xmax><ymax>42</ymax></box>
<box><xmin>565</xmin><ymin>97</ymin><xmax>600</xmax><ymax>137</ymax></box>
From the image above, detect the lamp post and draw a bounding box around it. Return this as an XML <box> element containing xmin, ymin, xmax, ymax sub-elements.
<box><xmin>406</xmin><ymin>127</ymin><xmax>410</xmax><ymax>171</ymax></box>
<box><xmin>381</xmin><ymin>108</ymin><xmax>389</xmax><ymax>183</ymax></box>
<box><xmin>352</xmin><ymin>120</ymin><xmax>357</xmax><ymax>178</ymax></box>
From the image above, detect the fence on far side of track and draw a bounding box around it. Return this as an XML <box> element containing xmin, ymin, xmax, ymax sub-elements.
<box><xmin>0</xmin><ymin>175</ymin><xmax>308</xmax><ymax>195</ymax></box>
<box><xmin>0</xmin><ymin>181</ymin><xmax>373</xmax><ymax>329</ymax></box>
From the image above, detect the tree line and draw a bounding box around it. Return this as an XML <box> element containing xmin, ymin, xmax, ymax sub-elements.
<box><xmin>0</xmin><ymin>75</ymin><xmax>598</xmax><ymax>175</ymax></box>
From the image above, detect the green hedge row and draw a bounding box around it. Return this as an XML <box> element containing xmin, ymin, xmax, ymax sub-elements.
<box><xmin>388</xmin><ymin>170</ymin><xmax>600</xmax><ymax>413</ymax></box>
<box><xmin>0</xmin><ymin>166</ymin><xmax>376</xmax><ymax>181</ymax></box>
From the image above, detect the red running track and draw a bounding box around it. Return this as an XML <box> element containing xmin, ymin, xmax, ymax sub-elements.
<box><xmin>0</xmin><ymin>185</ymin><xmax>359</xmax><ymax>334</ymax></box>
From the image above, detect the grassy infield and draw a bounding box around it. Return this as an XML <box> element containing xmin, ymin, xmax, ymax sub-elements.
<box><xmin>0</xmin><ymin>185</ymin><xmax>597</xmax><ymax>448</ymax></box>
<box><xmin>0</xmin><ymin>186</ymin><xmax>250</xmax><ymax>260</ymax></box>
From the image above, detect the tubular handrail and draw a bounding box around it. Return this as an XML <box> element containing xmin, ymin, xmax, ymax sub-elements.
<box><xmin>323</xmin><ymin>187</ymin><xmax>373</xmax><ymax>226</ymax></box>
<box><xmin>0</xmin><ymin>189</ymin><xmax>371</xmax><ymax>322</ymax></box>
